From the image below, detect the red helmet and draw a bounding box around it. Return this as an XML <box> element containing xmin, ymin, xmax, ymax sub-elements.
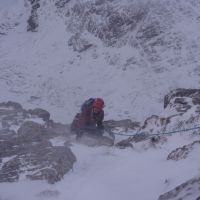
<box><xmin>92</xmin><ymin>98</ymin><xmax>104</xmax><ymax>109</ymax></box>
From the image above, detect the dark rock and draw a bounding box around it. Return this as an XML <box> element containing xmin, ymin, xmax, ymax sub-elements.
<box><xmin>149</xmin><ymin>135</ymin><xmax>167</xmax><ymax>148</ymax></box>
<box><xmin>27</xmin><ymin>0</ymin><xmax>40</xmax><ymax>32</ymax></box>
<box><xmin>167</xmin><ymin>140</ymin><xmax>200</xmax><ymax>161</ymax></box>
<box><xmin>0</xmin><ymin>101</ymin><xmax>23</xmax><ymax>111</ymax></box>
<box><xmin>28</xmin><ymin>108</ymin><xmax>50</xmax><ymax>121</ymax></box>
<box><xmin>0</xmin><ymin>101</ymin><xmax>76</xmax><ymax>184</ymax></box>
<box><xmin>164</xmin><ymin>88</ymin><xmax>200</xmax><ymax>109</ymax></box>
<box><xmin>0</xmin><ymin>139</ymin><xmax>18</xmax><ymax>158</ymax></box>
<box><xmin>0</xmin><ymin>156</ymin><xmax>20</xmax><ymax>182</ymax></box>
<box><xmin>25</xmin><ymin>145</ymin><xmax>76</xmax><ymax>184</ymax></box>
<box><xmin>17</xmin><ymin>121</ymin><xmax>50</xmax><ymax>143</ymax></box>
<box><xmin>158</xmin><ymin>176</ymin><xmax>200</xmax><ymax>200</ymax></box>
<box><xmin>0</xmin><ymin>23</ymin><xmax>11</xmax><ymax>35</ymax></box>
<box><xmin>130</xmin><ymin>133</ymin><xmax>149</xmax><ymax>143</ymax></box>
<box><xmin>0</xmin><ymin>138</ymin><xmax>76</xmax><ymax>184</ymax></box>
<box><xmin>0</xmin><ymin>102</ymin><xmax>28</xmax><ymax>130</ymax></box>
<box><xmin>45</xmin><ymin>120</ymin><xmax>70</xmax><ymax>136</ymax></box>
<box><xmin>68</xmin><ymin>34</ymin><xmax>93</xmax><ymax>52</ymax></box>
<box><xmin>142</xmin><ymin>115</ymin><xmax>170</xmax><ymax>130</ymax></box>
<box><xmin>136</xmin><ymin>22</ymin><xmax>162</xmax><ymax>42</ymax></box>
<box><xmin>55</xmin><ymin>0</ymin><xmax>71</xmax><ymax>8</ymax></box>
<box><xmin>115</xmin><ymin>139</ymin><xmax>133</xmax><ymax>149</ymax></box>
<box><xmin>174</xmin><ymin>97</ymin><xmax>192</xmax><ymax>112</ymax></box>
<box><xmin>64</xmin><ymin>1</ymin><xmax>148</xmax><ymax>46</ymax></box>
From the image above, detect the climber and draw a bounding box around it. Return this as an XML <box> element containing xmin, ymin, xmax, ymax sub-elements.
<box><xmin>70</xmin><ymin>98</ymin><xmax>105</xmax><ymax>138</ymax></box>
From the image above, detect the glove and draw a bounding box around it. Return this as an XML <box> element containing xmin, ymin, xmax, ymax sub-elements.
<box><xmin>97</xmin><ymin>125</ymin><xmax>104</xmax><ymax>130</ymax></box>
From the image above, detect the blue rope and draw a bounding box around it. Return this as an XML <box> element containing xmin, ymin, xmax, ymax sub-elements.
<box><xmin>112</xmin><ymin>125</ymin><xmax>200</xmax><ymax>137</ymax></box>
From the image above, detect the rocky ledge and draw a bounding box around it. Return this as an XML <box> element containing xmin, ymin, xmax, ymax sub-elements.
<box><xmin>167</xmin><ymin>140</ymin><xmax>200</xmax><ymax>161</ymax></box>
<box><xmin>158</xmin><ymin>176</ymin><xmax>200</xmax><ymax>200</ymax></box>
<box><xmin>0</xmin><ymin>101</ymin><xmax>76</xmax><ymax>184</ymax></box>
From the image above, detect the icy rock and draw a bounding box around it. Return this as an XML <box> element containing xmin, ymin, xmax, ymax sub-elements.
<box><xmin>0</xmin><ymin>101</ymin><xmax>23</xmax><ymax>111</ymax></box>
<box><xmin>0</xmin><ymin>101</ymin><xmax>53</xmax><ymax>131</ymax></box>
<box><xmin>164</xmin><ymin>88</ymin><xmax>200</xmax><ymax>109</ymax></box>
<box><xmin>68</xmin><ymin>34</ymin><xmax>93</xmax><ymax>52</ymax></box>
<box><xmin>27</xmin><ymin>0</ymin><xmax>40</xmax><ymax>32</ymax></box>
<box><xmin>115</xmin><ymin>139</ymin><xmax>133</xmax><ymax>149</ymax></box>
<box><xmin>0</xmin><ymin>137</ymin><xmax>76</xmax><ymax>184</ymax></box>
<box><xmin>17</xmin><ymin>121</ymin><xmax>51</xmax><ymax>142</ymax></box>
<box><xmin>158</xmin><ymin>176</ymin><xmax>200</xmax><ymax>200</ymax></box>
<box><xmin>167</xmin><ymin>140</ymin><xmax>200</xmax><ymax>161</ymax></box>
<box><xmin>0</xmin><ymin>102</ymin><xmax>76</xmax><ymax>184</ymax></box>
<box><xmin>0</xmin><ymin>102</ymin><xmax>27</xmax><ymax>130</ymax></box>
<box><xmin>27</xmin><ymin>108</ymin><xmax>50</xmax><ymax>121</ymax></box>
<box><xmin>0</xmin><ymin>138</ymin><xmax>18</xmax><ymax>158</ymax></box>
<box><xmin>25</xmin><ymin>144</ymin><xmax>76</xmax><ymax>184</ymax></box>
<box><xmin>0</xmin><ymin>156</ymin><xmax>20</xmax><ymax>182</ymax></box>
<box><xmin>55</xmin><ymin>0</ymin><xmax>71</xmax><ymax>9</ymax></box>
<box><xmin>142</xmin><ymin>115</ymin><xmax>170</xmax><ymax>134</ymax></box>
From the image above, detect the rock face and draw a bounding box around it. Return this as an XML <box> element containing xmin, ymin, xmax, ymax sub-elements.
<box><xmin>0</xmin><ymin>101</ymin><xmax>76</xmax><ymax>184</ymax></box>
<box><xmin>51</xmin><ymin>0</ymin><xmax>200</xmax><ymax>73</ymax></box>
<box><xmin>158</xmin><ymin>176</ymin><xmax>200</xmax><ymax>200</ymax></box>
<box><xmin>140</xmin><ymin>88</ymin><xmax>200</xmax><ymax>135</ymax></box>
<box><xmin>27</xmin><ymin>108</ymin><xmax>50</xmax><ymax>121</ymax></box>
<box><xmin>0</xmin><ymin>137</ymin><xmax>76</xmax><ymax>184</ymax></box>
<box><xmin>164</xmin><ymin>88</ymin><xmax>200</xmax><ymax>110</ymax></box>
<box><xmin>27</xmin><ymin>0</ymin><xmax>40</xmax><ymax>32</ymax></box>
<box><xmin>167</xmin><ymin>140</ymin><xmax>200</xmax><ymax>161</ymax></box>
<box><xmin>68</xmin><ymin>33</ymin><xmax>93</xmax><ymax>52</ymax></box>
<box><xmin>112</xmin><ymin>88</ymin><xmax>200</xmax><ymax>149</ymax></box>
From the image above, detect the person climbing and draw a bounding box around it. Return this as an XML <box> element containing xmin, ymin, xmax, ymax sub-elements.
<box><xmin>71</xmin><ymin>98</ymin><xmax>105</xmax><ymax>138</ymax></box>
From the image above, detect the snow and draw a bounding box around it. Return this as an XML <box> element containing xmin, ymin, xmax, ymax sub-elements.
<box><xmin>0</xmin><ymin>0</ymin><xmax>200</xmax><ymax>199</ymax></box>
<box><xmin>0</xmin><ymin>134</ymin><xmax>200</xmax><ymax>200</ymax></box>
<box><xmin>0</xmin><ymin>0</ymin><xmax>200</xmax><ymax>124</ymax></box>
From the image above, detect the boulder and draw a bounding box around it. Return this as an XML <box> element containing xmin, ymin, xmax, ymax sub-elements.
<box><xmin>164</xmin><ymin>88</ymin><xmax>200</xmax><ymax>109</ymax></box>
<box><xmin>17</xmin><ymin>121</ymin><xmax>50</xmax><ymax>143</ymax></box>
<box><xmin>0</xmin><ymin>138</ymin><xmax>76</xmax><ymax>184</ymax></box>
<box><xmin>68</xmin><ymin>34</ymin><xmax>93</xmax><ymax>52</ymax></box>
<box><xmin>0</xmin><ymin>104</ymin><xmax>77</xmax><ymax>184</ymax></box>
<box><xmin>28</xmin><ymin>108</ymin><xmax>50</xmax><ymax>121</ymax></box>
<box><xmin>158</xmin><ymin>176</ymin><xmax>200</xmax><ymax>200</ymax></box>
<box><xmin>167</xmin><ymin>140</ymin><xmax>200</xmax><ymax>161</ymax></box>
<box><xmin>27</xmin><ymin>0</ymin><xmax>40</xmax><ymax>32</ymax></box>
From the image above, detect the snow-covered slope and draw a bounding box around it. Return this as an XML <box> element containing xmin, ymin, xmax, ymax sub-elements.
<box><xmin>1</xmin><ymin>0</ymin><xmax>200</xmax><ymax>123</ymax></box>
<box><xmin>0</xmin><ymin>134</ymin><xmax>200</xmax><ymax>200</ymax></box>
<box><xmin>0</xmin><ymin>1</ymin><xmax>200</xmax><ymax>200</ymax></box>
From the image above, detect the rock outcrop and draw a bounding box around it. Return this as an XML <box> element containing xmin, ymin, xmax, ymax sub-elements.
<box><xmin>167</xmin><ymin>140</ymin><xmax>200</xmax><ymax>161</ymax></box>
<box><xmin>0</xmin><ymin>101</ymin><xmax>76</xmax><ymax>184</ymax></box>
<box><xmin>158</xmin><ymin>176</ymin><xmax>200</xmax><ymax>200</ymax></box>
<box><xmin>27</xmin><ymin>0</ymin><xmax>40</xmax><ymax>32</ymax></box>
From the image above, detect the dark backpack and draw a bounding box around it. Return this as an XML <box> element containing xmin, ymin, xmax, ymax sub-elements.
<box><xmin>81</xmin><ymin>98</ymin><xmax>95</xmax><ymax>111</ymax></box>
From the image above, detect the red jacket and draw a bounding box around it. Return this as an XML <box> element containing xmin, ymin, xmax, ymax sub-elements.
<box><xmin>77</xmin><ymin>106</ymin><xmax>104</xmax><ymax>129</ymax></box>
